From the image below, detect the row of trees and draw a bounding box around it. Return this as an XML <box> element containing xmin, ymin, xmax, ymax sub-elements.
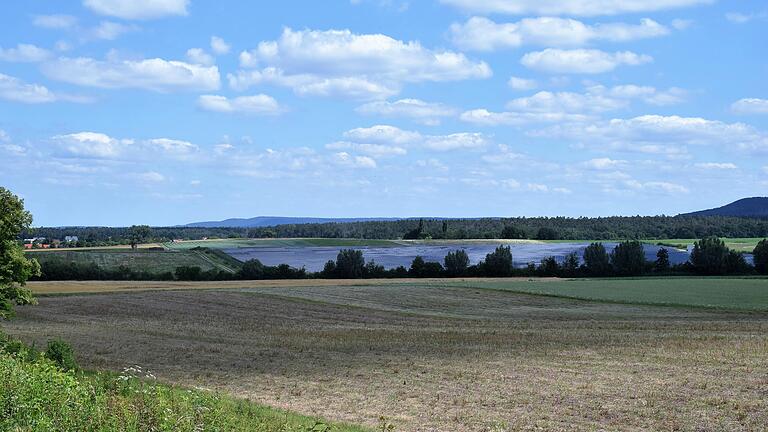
<box><xmin>31</xmin><ymin>237</ymin><xmax>768</xmax><ymax>282</ymax></box>
<box><xmin>314</xmin><ymin>239</ymin><xmax>763</xmax><ymax>279</ymax></box>
<box><xmin>23</xmin><ymin>216</ymin><xmax>768</xmax><ymax>246</ymax></box>
<box><xmin>246</xmin><ymin>217</ymin><xmax>768</xmax><ymax>240</ymax></box>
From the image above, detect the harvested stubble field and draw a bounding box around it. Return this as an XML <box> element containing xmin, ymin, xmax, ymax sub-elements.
<box><xmin>8</xmin><ymin>279</ymin><xmax>768</xmax><ymax>431</ymax></box>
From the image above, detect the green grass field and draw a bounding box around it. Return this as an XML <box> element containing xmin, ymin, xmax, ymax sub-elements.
<box><xmin>27</xmin><ymin>249</ymin><xmax>239</xmax><ymax>274</ymax></box>
<box><xmin>657</xmin><ymin>237</ymin><xmax>763</xmax><ymax>252</ymax></box>
<box><xmin>539</xmin><ymin>238</ymin><xmax>763</xmax><ymax>252</ymax></box>
<box><xmin>457</xmin><ymin>277</ymin><xmax>768</xmax><ymax>311</ymax></box>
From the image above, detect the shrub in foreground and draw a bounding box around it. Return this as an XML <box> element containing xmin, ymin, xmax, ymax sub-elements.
<box><xmin>44</xmin><ymin>339</ymin><xmax>77</xmax><ymax>371</ymax></box>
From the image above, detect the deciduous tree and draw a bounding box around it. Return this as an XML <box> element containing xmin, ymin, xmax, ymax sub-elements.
<box><xmin>654</xmin><ymin>248</ymin><xmax>670</xmax><ymax>273</ymax></box>
<box><xmin>483</xmin><ymin>245</ymin><xmax>513</xmax><ymax>277</ymax></box>
<box><xmin>583</xmin><ymin>242</ymin><xmax>611</xmax><ymax>276</ymax></box>
<box><xmin>444</xmin><ymin>249</ymin><xmax>469</xmax><ymax>277</ymax></box>
<box><xmin>610</xmin><ymin>241</ymin><xmax>646</xmax><ymax>276</ymax></box>
<box><xmin>129</xmin><ymin>225</ymin><xmax>152</xmax><ymax>250</ymax></box>
<box><xmin>690</xmin><ymin>237</ymin><xmax>729</xmax><ymax>275</ymax></box>
<box><xmin>754</xmin><ymin>239</ymin><xmax>768</xmax><ymax>275</ymax></box>
<box><xmin>0</xmin><ymin>187</ymin><xmax>40</xmax><ymax>318</ymax></box>
<box><xmin>336</xmin><ymin>249</ymin><xmax>365</xmax><ymax>278</ymax></box>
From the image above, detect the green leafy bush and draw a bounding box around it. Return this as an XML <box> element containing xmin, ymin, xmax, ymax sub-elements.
<box><xmin>44</xmin><ymin>339</ymin><xmax>78</xmax><ymax>371</ymax></box>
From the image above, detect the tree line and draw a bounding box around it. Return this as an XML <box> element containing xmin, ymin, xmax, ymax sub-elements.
<box><xmin>32</xmin><ymin>238</ymin><xmax>768</xmax><ymax>281</ymax></box>
<box><xmin>22</xmin><ymin>215</ymin><xmax>768</xmax><ymax>246</ymax></box>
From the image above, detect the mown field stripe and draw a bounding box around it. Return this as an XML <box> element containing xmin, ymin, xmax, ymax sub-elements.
<box><xmin>451</xmin><ymin>278</ymin><xmax>768</xmax><ymax>312</ymax></box>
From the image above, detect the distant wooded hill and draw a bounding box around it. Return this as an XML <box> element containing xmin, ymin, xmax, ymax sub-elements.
<box><xmin>184</xmin><ymin>216</ymin><xmax>409</xmax><ymax>228</ymax></box>
<box><xmin>680</xmin><ymin>198</ymin><xmax>768</xmax><ymax>218</ymax></box>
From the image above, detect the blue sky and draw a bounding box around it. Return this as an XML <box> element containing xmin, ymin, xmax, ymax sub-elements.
<box><xmin>1</xmin><ymin>0</ymin><xmax>766</xmax><ymax>226</ymax></box>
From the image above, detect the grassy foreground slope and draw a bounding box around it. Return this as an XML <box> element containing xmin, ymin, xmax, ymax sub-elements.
<box><xmin>1</xmin><ymin>347</ymin><xmax>367</xmax><ymax>432</ymax></box>
<box><xmin>459</xmin><ymin>278</ymin><xmax>768</xmax><ymax>311</ymax></box>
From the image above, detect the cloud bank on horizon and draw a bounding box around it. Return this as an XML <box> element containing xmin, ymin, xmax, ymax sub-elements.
<box><xmin>0</xmin><ymin>0</ymin><xmax>766</xmax><ymax>226</ymax></box>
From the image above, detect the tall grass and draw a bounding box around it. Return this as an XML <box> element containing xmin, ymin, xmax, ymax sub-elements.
<box><xmin>0</xmin><ymin>337</ymin><xmax>368</xmax><ymax>432</ymax></box>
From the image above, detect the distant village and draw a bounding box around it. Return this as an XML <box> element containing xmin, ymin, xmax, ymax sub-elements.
<box><xmin>23</xmin><ymin>235</ymin><xmax>79</xmax><ymax>249</ymax></box>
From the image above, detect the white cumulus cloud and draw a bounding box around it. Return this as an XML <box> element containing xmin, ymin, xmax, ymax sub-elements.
<box><xmin>461</xmin><ymin>84</ymin><xmax>684</xmax><ymax>126</ymax></box>
<box><xmin>0</xmin><ymin>44</ymin><xmax>51</xmax><ymax>62</ymax></box>
<box><xmin>532</xmin><ymin>115</ymin><xmax>768</xmax><ymax>155</ymax></box>
<box><xmin>186</xmin><ymin>48</ymin><xmax>215</xmax><ymax>66</ymax></box>
<box><xmin>341</xmin><ymin>125</ymin><xmax>490</xmax><ymax>152</ymax></box>
<box><xmin>83</xmin><ymin>0</ymin><xmax>189</xmax><ymax>20</ymax></box>
<box><xmin>210</xmin><ymin>36</ymin><xmax>231</xmax><ymax>55</ymax></box>
<box><xmin>355</xmin><ymin>99</ymin><xmax>457</xmax><ymax>125</ymax></box>
<box><xmin>694</xmin><ymin>162</ymin><xmax>737</xmax><ymax>169</ymax></box>
<box><xmin>732</xmin><ymin>98</ymin><xmax>768</xmax><ymax>115</ymax></box>
<box><xmin>460</xmin><ymin>109</ymin><xmax>590</xmax><ymax>126</ymax></box>
<box><xmin>52</xmin><ymin>132</ymin><xmax>199</xmax><ymax>160</ymax></box>
<box><xmin>582</xmin><ymin>158</ymin><xmax>628</xmax><ymax>170</ymax></box>
<box><xmin>439</xmin><ymin>0</ymin><xmax>713</xmax><ymax>17</ymax></box>
<box><xmin>521</xmin><ymin>49</ymin><xmax>652</xmax><ymax>74</ymax></box>
<box><xmin>507</xmin><ymin>90</ymin><xmax>625</xmax><ymax>113</ymax></box>
<box><xmin>326</xmin><ymin>142</ymin><xmax>407</xmax><ymax>157</ymax></box>
<box><xmin>229</xmin><ymin>27</ymin><xmax>490</xmax><ymax>100</ymax></box>
<box><xmin>198</xmin><ymin>94</ymin><xmax>283</xmax><ymax>115</ymax></box>
<box><xmin>451</xmin><ymin>17</ymin><xmax>669</xmax><ymax>51</ymax></box>
<box><xmin>53</xmin><ymin>132</ymin><xmax>127</xmax><ymax>158</ymax></box>
<box><xmin>343</xmin><ymin>125</ymin><xmax>422</xmax><ymax>145</ymax></box>
<box><xmin>0</xmin><ymin>73</ymin><xmax>90</xmax><ymax>104</ymax></box>
<box><xmin>508</xmin><ymin>76</ymin><xmax>538</xmax><ymax>91</ymax></box>
<box><xmin>332</xmin><ymin>152</ymin><xmax>377</xmax><ymax>169</ymax></box>
<box><xmin>42</xmin><ymin>56</ymin><xmax>220</xmax><ymax>92</ymax></box>
<box><xmin>424</xmin><ymin>133</ymin><xmax>488</xmax><ymax>151</ymax></box>
<box><xmin>90</xmin><ymin>21</ymin><xmax>136</xmax><ymax>40</ymax></box>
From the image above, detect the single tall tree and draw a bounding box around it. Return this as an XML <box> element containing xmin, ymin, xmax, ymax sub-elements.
<box><xmin>610</xmin><ymin>241</ymin><xmax>646</xmax><ymax>276</ymax></box>
<box><xmin>754</xmin><ymin>239</ymin><xmax>768</xmax><ymax>275</ymax></box>
<box><xmin>335</xmin><ymin>249</ymin><xmax>365</xmax><ymax>278</ymax></box>
<box><xmin>654</xmin><ymin>248</ymin><xmax>670</xmax><ymax>273</ymax></box>
<box><xmin>129</xmin><ymin>225</ymin><xmax>152</xmax><ymax>250</ymax></box>
<box><xmin>444</xmin><ymin>249</ymin><xmax>469</xmax><ymax>277</ymax></box>
<box><xmin>583</xmin><ymin>242</ymin><xmax>611</xmax><ymax>276</ymax></box>
<box><xmin>561</xmin><ymin>252</ymin><xmax>580</xmax><ymax>277</ymax></box>
<box><xmin>0</xmin><ymin>187</ymin><xmax>41</xmax><ymax>318</ymax></box>
<box><xmin>690</xmin><ymin>237</ymin><xmax>729</xmax><ymax>275</ymax></box>
<box><xmin>483</xmin><ymin>245</ymin><xmax>513</xmax><ymax>277</ymax></box>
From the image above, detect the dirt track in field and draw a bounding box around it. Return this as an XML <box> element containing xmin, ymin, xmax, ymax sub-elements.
<box><xmin>8</xmin><ymin>282</ymin><xmax>768</xmax><ymax>431</ymax></box>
